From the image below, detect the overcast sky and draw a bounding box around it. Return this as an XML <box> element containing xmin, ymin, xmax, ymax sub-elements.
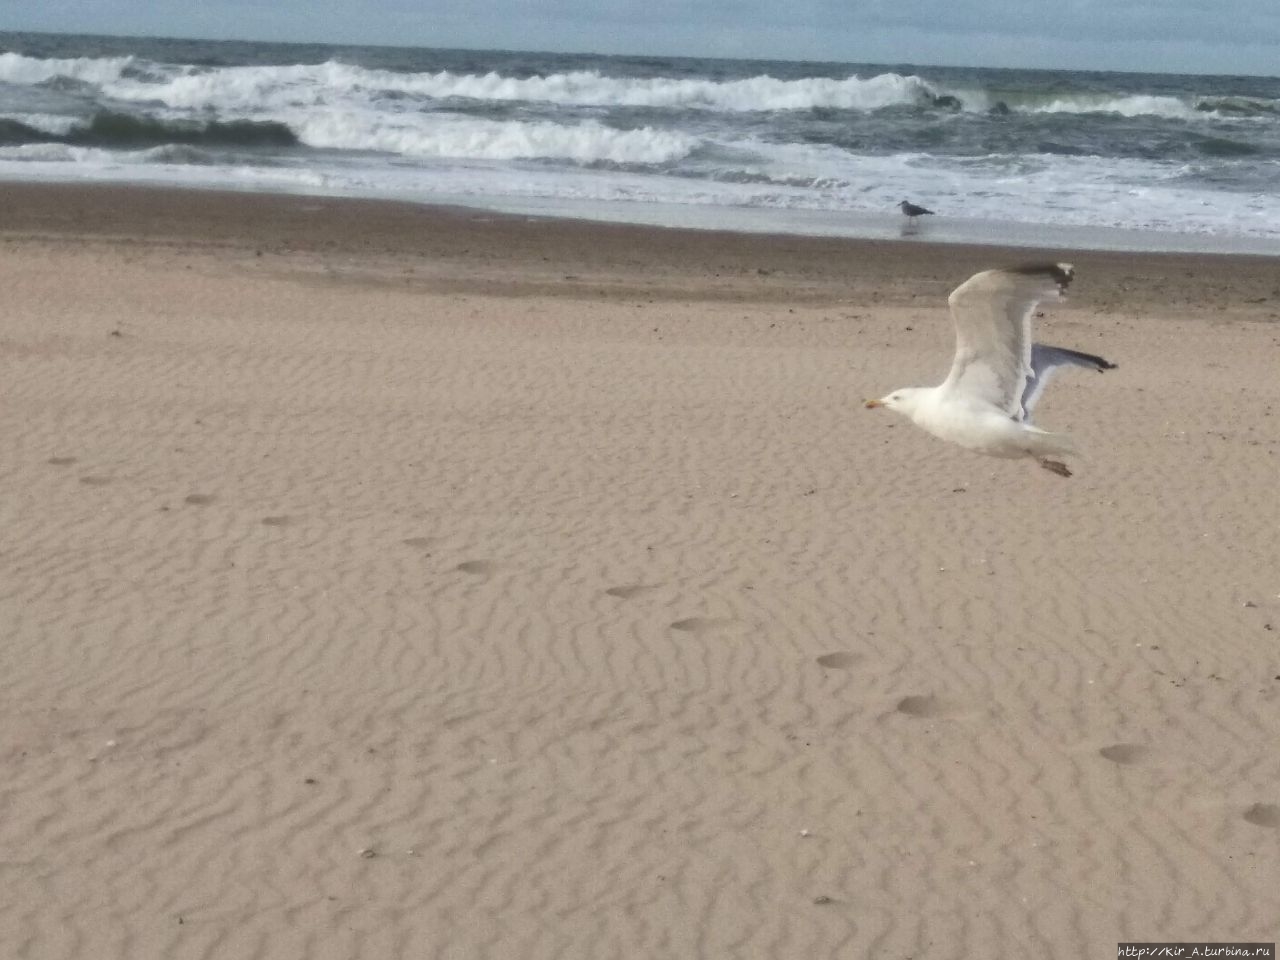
<box><xmin>7</xmin><ymin>0</ymin><xmax>1280</xmax><ymax>75</ymax></box>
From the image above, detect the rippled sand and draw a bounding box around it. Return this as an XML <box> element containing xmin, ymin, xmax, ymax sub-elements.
<box><xmin>2</xmin><ymin>184</ymin><xmax>1278</xmax><ymax>959</ymax></box>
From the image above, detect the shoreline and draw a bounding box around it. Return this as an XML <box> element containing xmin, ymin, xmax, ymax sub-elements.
<box><xmin>3</xmin><ymin>181</ymin><xmax>1279</xmax><ymax>321</ymax></box>
<box><xmin>458</xmin><ymin>192</ymin><xmax>1280</xmax><ymax>257</ymax></box>
<box><xmin>3</xmin><ymin>172</ymin><xmax>1280</xmax><ymax>259</ymax></box>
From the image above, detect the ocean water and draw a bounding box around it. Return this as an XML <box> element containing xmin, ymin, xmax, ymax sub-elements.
<box><xmin>2</xmin><ymin>32</ymin><xmax>1279</xmax><ymax>252</ymax></box>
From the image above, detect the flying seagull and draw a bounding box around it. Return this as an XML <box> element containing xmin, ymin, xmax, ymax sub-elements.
<box><xmin>864</xmin><ymin>263</ymin><xmax>1116</xmax><ymax>477</ymax></box>
<box><xmin>899</xmin><ymin>200</ymin><xmax>935</xmax><ymax>220</ymax></box>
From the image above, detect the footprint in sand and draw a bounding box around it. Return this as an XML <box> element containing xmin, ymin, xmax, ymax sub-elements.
<box><xmin>261</xmin><ymin>515</ymin><xmax>293</xmax><ymax>527</ymax></box>
<box><xmin>895</xmin><ymin>694</ymin><xmax>953</xmax><ymax>719</ymax></box>
<box><xmin>816</xmin><ymin>652</ymin><xmax>859</xmax><ymax>670</ymax></box>
<box><xmin>1242</xmin><ymin>803</ymin><xmax>1280</xmax><ymax>828</ymax></box>
<box><xmin>48</xmin><ymin>456</ymin><xmax>78</xmax><ymax>466</ymax></box>
<box><xmin>184</xmin><ymin>493</ymin><xmax>216</xmax><ymax>506</ymax></box>
<box><xmin>605</xmin><ymin>585</ymin><xmax>658</xmax><ymax>600</ymax></box>
<box><xmin>456</xmin><ymin>560</ymin><xmax>497</xmax><ymax>576</ymax></box>
<box><xmin>1099</xmin><ymin>743</ymin><xmax>1150</xmax><ymax>766</ymax></box>
<box><xmin>79</xmin><ymin>475</ymin><xmax>113</xmax><ymax>487</ymax></box>
<box><xmin>670</xmin><ymin>617</ymin><xmax>737</xmax><ymax>635</ymax></box>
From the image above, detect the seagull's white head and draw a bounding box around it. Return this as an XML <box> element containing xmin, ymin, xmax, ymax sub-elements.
<box><xmin>865</xmin><ymin>387</ymin><xmax>928</xmax><ymax>416</ymax></box>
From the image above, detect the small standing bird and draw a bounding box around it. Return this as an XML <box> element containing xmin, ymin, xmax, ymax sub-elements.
<box><xmin>864</xmin><ymin>263</ymin><xmax>1116</xmax><ymax>477</ymax></box>
<box><xmin>899</xmin><ymin>200</ymin><xmax>935</xmax><ymax>221</ymax></box>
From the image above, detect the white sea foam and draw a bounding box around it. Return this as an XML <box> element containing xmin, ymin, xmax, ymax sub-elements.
<box><xmin>104</xmin><ymin>62</ymin><xmax>343</xmax><ymax>111</ymax></box>
<box><xmin>0</xmin><ymin>143</ymin><xmax>111</xmax><ymax>162</ymax></box>
<box><xmin>3</xmin><ymin>133</ymin><xmax>1274</xmax><ymax>242</ymax></box>
<box><xmin>292</xmin><ymin>111</ymin><xmax>698</xmax><ymax>163</ymax></box>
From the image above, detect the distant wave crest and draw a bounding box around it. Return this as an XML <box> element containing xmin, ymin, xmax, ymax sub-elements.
<box><xmin>101</xmin><ymin>61</ymin><xmax>1280</xmax><ymax>120</ymax></box>
<box><xmin>389</xmin><ymin>68</ymin><xmax>943</xmax><ymax>112</ymax></box>
<box><xmin>6</xmin><ymin>52</ymin><xmax>1280</xmax><ymax>122</ymax></box>
<box><xmin>96</xmin><ymin>61</ymin><xmax>945</xmax><ymax>113</ymax></box>
<box><xmin>0</xmin><ymin>51</ymin><xmax>135</xmax><ymax>86</ymax></box>
<box><xmin>987</xmin><ymin>92</ymin><xmax>1280</xmax><ymax>119</ymax></box>
<box><xmin>1013</xmin><ymin>93</ymin><xmax>1199</xmax><ymax>118</ymax></box>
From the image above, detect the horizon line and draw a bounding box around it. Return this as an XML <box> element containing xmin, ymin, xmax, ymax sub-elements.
<box><xmin>2</xmin><ymin>27</ymin><xmax>1278</xmax><ymax>81</ymax></box>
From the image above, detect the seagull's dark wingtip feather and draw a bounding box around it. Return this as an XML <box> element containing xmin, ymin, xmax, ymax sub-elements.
<box><xmin>1049</xmin><ymin>345</ymin><xmax>1116</xmax><ymax>371</ymax></box>
<box><xmin>1007</xmin><ymin>261</ymin><xmax>1074</xmax><ymax>293</ymax></box>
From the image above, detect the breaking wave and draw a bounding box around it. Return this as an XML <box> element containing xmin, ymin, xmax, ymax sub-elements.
<box><xmin>0</xmin><ymin>105</ymin><xmax>695</xmax><ymax>166</ymax></box>
<box><xmin>5</xmin><ymin>51</ymin><xmax>1280</xmax><ymax>121</ymax></box>
<box><xmin>96</xmin><ymin>62</ymin><xmax>944</xmax><ymax>113</ymax></box>
<box><xmin>294</xmin><ymin>113</ymin><xmax>698</xmax><ymax>163</ymax></box>
<box><xmin>1</xmin><ymin>38</ymin><xmax>1278</xmax><ymax>243</ymax></box>
<box><xmin>0</xmin><ymin>51</ymin><xmax>135</xmax><ymax>86</ymax></box>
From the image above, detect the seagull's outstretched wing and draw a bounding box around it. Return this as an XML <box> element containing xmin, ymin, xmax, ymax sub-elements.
<box><xmin>1019</xmin><ymin>344</ymin><xmax>1117</xmax><ymax>421</ymax></box>
<box><xmin>939</xmin><ymin>263</ymin><xmax>1073</xmax><ymax>416</ymax></box>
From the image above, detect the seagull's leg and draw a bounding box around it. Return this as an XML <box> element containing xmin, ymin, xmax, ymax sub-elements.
<box><xmin>1038</xmin><ymin>458</ymin><xmax>1072</xmax><ymax>478</ymax></box>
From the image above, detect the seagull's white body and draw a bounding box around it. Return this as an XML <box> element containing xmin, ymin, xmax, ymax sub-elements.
<box><xmin>866</xmin><ymin>263</ymin><xmax>1116</xmax><ymax>476</ymax></box>
<box><xmin>889</xmin><ymin>386</ymin><xmax>1068</xmax><ymax>459</ymax></box>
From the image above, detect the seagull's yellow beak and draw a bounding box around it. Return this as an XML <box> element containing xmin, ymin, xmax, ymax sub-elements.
<box><xmin>864</xmin><ymin>398</ymin><xmax>885</xmax><ymax>409</ymax></box>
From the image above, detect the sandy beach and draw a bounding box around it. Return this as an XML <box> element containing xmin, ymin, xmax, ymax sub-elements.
<box><xmin>2</xmin><ymin>182</ymin><xmax>1278</xmax><ymax>959</ymax></box>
